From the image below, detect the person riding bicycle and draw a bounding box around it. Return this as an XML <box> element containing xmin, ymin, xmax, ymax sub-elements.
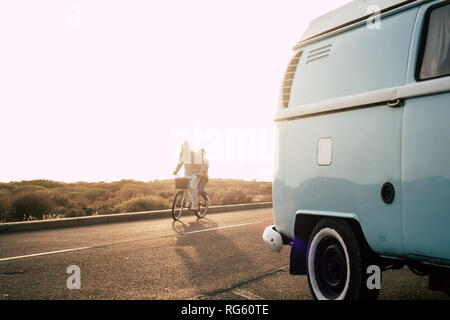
<box><xmin>197</xmin><ymin>148</ymin><xmax>210</xmax><ymax>206</ymax></box>
<box><xmin>172</xmin><ymin>141</ymin><xmax>204</xmax><ymax>211</ymax></box>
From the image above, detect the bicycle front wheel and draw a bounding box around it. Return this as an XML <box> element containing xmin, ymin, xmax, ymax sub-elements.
<box><xmin>195</xmin><ymin>191</ymin><xmax>209</xmax><ymax>218</ymax></box>
<box><xmin>172</xmin><ymin>190</ymin><xmax>185</xmax><ymax>221</ymax></box>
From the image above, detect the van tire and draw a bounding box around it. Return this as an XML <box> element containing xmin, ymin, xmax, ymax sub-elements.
<box><xmin>306</xmin><ymin>218</ymin><xmax>380</xmax><ymax>300</ymax></box>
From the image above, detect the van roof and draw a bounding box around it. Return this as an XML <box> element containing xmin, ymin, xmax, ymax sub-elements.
<box><xmin>299</xmin><ymin>0</ymin><xmax>419</xmax><ymax>43</ymax></box>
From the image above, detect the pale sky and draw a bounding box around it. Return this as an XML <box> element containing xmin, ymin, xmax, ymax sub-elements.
<box><xmin>0</xmin><ymin>0</ymin><xmax>350</xmax><ymax>182</ymax></box>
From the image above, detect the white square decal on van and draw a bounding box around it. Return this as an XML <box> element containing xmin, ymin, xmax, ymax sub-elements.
<box><xmin>317</xmin><ymin>137</ymin><xmax>332</xmax><ymax>166</ymax></box>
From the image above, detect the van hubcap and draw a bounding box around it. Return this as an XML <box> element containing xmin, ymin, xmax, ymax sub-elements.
<box><xmin>314</xmin><ymin>237</ymin><xmax>347</xmax><ymax>299</ymax></box>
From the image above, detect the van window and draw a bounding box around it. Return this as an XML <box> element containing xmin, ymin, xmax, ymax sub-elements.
<box><xmin>418</xmin><ymin>3</ymin><xmax>450</xmax><ymax>80</ymax></box>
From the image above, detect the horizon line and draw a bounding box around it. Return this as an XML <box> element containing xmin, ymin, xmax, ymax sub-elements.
<box><xmin>0</xmin><ymin>177</ymin><xmax>272</xmax><ymax>184</ymax></box>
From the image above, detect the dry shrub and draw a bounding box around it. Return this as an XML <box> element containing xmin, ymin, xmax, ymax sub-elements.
<box><xmin>85</xmin><ymin>188</ymin><xmax>112</xmax><ymax>202</ymax></box>
<box><xmin>11</xmin><ymin>192</ymin><xmax>54</xmax><ymax>221</ymax></box>
<box><xmin>115</xmin><ymin>195</ymin><xmax>170</xmax><ymax>213</ymax></box>
<box><xmin>221</xmin><ymin>188</ymin><xmax>252</xmax><ymax>205</ymax></box>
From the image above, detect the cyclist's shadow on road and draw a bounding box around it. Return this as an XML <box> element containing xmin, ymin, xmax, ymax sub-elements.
<box><xmin>171</xmin><ymin>217</ymin><xmax>254</xmax><ymax>295</ymax></box>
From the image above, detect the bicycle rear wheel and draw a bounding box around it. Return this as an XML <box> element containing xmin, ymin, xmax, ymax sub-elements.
<box><xmin>172</xmin><ymin>190</ymin><xmax>185</xmax><ymax>221</ymax></box>
<box><xmin>195</xmin><ymin>191</ymin><xmax>209</xmax><ymax>218</ymax></box>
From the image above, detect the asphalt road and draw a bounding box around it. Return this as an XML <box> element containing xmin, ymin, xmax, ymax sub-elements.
<box><xmin>0</xmin><ymin>208</ymin><xmax>448</xmax><ymax>300</ymax></box>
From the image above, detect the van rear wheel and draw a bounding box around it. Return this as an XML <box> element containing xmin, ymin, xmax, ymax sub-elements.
<box><xmin>306</xmin><ymin>218</ymin><xmax>380</xmax><ymax>300</ymax></box>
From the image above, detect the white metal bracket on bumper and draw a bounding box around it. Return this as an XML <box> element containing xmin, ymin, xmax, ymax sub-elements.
<box><xmin>263</xmin><ymin>225</ymin><xmax>283</xmax><ymax>252</ymax></box>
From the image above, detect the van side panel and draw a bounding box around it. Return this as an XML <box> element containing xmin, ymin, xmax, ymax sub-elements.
<box><xmin>273</xmin><ymin>6</ymin><xmax>421</xmax><ymax>257</ymax></box>
<box><xmin>402</xmin><ymin>93</ymin><xmax>450</xmax><ymax>262</ymax></box>
<box><xmin>275</xmin><ymin>105</ymin><xmax>405</xmax><ymax>256</ymax></box>
<box><xmin>399</xmin><ymin>0</ymin><xmax>450</xmax><ymax>265</ymax></box>
<box><xmin>273</xmin><ymin>120</ymin><xmax>288</xmax><ymax>229</ymax></box>
<box><xmin>289</xmin><ymin>7</ymin><xmax>419</xmax><ymax>106</ymax></box>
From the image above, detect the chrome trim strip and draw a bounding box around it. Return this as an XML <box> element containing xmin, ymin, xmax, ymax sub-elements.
<box><xmin>275</xmin><ymin>77</ymin><xmax>450</xmax><ymax>121</ymax></box>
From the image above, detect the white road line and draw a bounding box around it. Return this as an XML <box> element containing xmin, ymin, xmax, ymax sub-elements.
<box><xmin>0</xmin><ymin>247</ymin><xmax>90</xmax><ymax>262</ymax></box>
<box><xmin>1</xmin><ymin>222</ymin><xmax>261</xmax><ymax>261</ymax></box>
<box><xmin>181</xmin><ymin>222</ymin><xmax>261</xmax><ymax>235</ymax></box>
<box><xmin>233</xmin><ymin>289</ymin><xmax>264</xmax><ymax>300</ymax></box>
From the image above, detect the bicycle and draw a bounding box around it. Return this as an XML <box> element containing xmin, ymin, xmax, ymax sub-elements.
<box><xmin>172</xmin><ymin>175</ymin><xmax>209</xmax><ymax>221</ymax></box>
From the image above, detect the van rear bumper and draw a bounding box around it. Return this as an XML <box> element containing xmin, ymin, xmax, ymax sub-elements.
<box><xmin>263</xmin><ymin>225</ymin><xmax>284</xmax><ymax>252</ymax></box>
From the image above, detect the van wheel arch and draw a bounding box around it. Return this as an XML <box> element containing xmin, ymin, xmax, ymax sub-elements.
<box><xmin>290</xmin><ymin>214</ymin><xmax>379</xmax><ymax>276</ymax></box>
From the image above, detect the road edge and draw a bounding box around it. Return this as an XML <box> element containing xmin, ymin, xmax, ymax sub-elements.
<box><xmin>0</xmin><ymin>202</ymin><xmax>273</xmax><ymax>234</ymax></box>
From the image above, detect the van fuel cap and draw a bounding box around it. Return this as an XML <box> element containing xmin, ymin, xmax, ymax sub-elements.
<box><xmin>381</xmin><ymin>182</ymin><xmax>395</xmax><ymax>204</ymax></box>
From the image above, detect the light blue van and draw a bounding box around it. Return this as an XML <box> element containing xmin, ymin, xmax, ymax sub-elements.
<box><xmin>263</xmin><ymin>0</ymin><xmax>450</xmax><ymax>300</ymax></box>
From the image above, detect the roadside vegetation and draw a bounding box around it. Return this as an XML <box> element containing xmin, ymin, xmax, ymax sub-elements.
<box><xmin>0</xmin><ymin>179</ymin><xmax>272</xmax><ymax>222</ymax></box>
